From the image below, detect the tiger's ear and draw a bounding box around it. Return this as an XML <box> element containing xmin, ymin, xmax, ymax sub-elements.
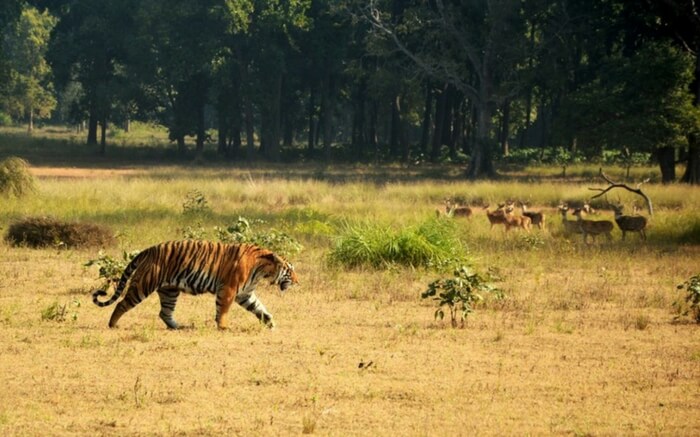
<box><xmin>261</xmin><ymin>253</ymin><xmax>280</xmax><ymax>263</ymax></box>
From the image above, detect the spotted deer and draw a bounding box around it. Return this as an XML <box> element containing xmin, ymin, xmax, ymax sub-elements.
<box><xmin>445</xmin><ymin>199</ymin><xmax>473</xmax><ymax>218</ymax></box>
<box><xmin>518</xmin><ymin>201</ymin><xmax>546</xmax><ymax>230</ymax></box>
<box><xmin>571</xmin><ymin>207</ymin><xmax>613</xmax><ymax>244</ymax></box>
<box><xmin>503</xmin><ymin>204</ymin><xmax>532</xmax><ymax>232</ymax></box>
<box><xmin>611</xmin><ymin>204</ymin><xmax>648</xmax><ymax>240</ymax></box>
<box><xmin>557</xmin><ymin>204</ymin><xmax>582</xmax><ymax>237</ymax></box>
<box><xmin>483</xmin><ymin>204</ymin><xmax>508</xmax><ymax>229</ymax></box>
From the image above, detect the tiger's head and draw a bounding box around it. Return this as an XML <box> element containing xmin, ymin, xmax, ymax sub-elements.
<box><xmin>260</xmin><ymin>253</ymin><xmax>299</xmax><ymax>292</ymax></box>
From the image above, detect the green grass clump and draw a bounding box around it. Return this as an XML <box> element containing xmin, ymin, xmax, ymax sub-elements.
<box><xmin>0</xmin><ymin>156</ymin><xmax>35</xmax><ymax>197</ymax></box>
<box><xmin>328</xmin><ymin>218</ymin><xmax>466</xmax><ymax>269</ymax></box>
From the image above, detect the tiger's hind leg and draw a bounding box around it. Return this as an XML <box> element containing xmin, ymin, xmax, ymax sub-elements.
<box><xmin>108</xmin><ymin>283</ymin><xmax>154</xmax><ymax>328</ymax></box>
<box><xmin>157</xmin><ymin>288</ymin><xmax>181</xmax><ymax>330</ymax></box>
<box><xmin>235</xmin><ymin>292</ymin><xmax>275</xmax><ymax>328</ymax></box>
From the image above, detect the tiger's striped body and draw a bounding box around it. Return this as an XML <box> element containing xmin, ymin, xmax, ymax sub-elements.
<box><xmin>92</xmin><ymin>240</ymin><xmax>298</xmax><ymax>330</ymax></box>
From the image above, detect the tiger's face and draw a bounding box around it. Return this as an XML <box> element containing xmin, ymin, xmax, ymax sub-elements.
<box><xmin>260</xmin><ymin>254</ymin><xmax>299</xmax><ymax>292</ymax></box>
<box><xmin>277</xmin><ymin>261</ymin><xmax>298</xmax><ymax>292</ymax></box>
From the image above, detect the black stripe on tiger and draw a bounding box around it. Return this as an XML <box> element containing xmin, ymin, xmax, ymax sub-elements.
<box><xmin>91</xmin><ymin>240</ymin><xmax>299</xmax><ymax>330</ymax></box>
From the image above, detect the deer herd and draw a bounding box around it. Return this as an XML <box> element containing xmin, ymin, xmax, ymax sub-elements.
<box><xmin>439</xmin><ymin>198</ymin><xmax>649</xmax><ymax>244</ymax></box>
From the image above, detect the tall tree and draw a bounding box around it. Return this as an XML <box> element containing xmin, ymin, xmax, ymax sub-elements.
<box><xmin>1</xmin><ymin>6</ymin><xmax>57</xmax><ymax>131</ymax></box>
<box><xmin>48</xmin><ymin>0</ymin><xmax>135</xmax><ymax>152</ymax></box>
<box><xmin>364</xmin><ymin>0</ymin><xmax>530</xmax><ymax>178</ymax></box>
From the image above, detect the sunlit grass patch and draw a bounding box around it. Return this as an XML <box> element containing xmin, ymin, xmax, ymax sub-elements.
<box><xmin>328</xmin><ymin>218</ymin><xmax>467</xmax><ymax>270</ymax></box>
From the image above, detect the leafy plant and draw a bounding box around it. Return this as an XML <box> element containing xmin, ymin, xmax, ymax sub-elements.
<box><xmin>180</xmin><ymin>222</ymin><xmax>207</xmax><ymax>240</ymax></box>
<box><xmin>215</xmin><ymin>216</ymin><xmax>302</xmax><ymax>257</ymax></box>
<box><xmin>421</xmin><ymin>266</ymin><xmax>504</xmax><ymax>328</ymax></box>
<box><xmin>674</xmin><ymin>274</ymin><xmax>700</xmax><ymax>323</ymax></box>
<box><xmin>182</xmin><ymin>189</ymin><xmax>211</xmax><ymax>216</ymax></box>
<box><xmin>85</xmin><ymin>250</ymin><xmax>139</xmax><ymax>286</ymax></box>
<box><xmin>41</xmin><ymin>300</ymin><xmax>81</xmax><ymax>322</ymax></box>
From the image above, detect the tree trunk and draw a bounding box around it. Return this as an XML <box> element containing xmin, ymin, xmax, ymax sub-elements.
<box><xmin>99</xmin><ymin>117</ymin><xmax>107</xmax><ymax>156</ymax></box>
<box><xmin>28</xmin><ymin>108</ymin><xmax>34</xmax><ymax>133</ymax></box>
<box><xmin>420</xmin><ymin>84</ymin><xmax>432</xmax><ymax>157</ymax></box>
<box><xmin>430</xmin><ymin>83</ymin><xmax>448</xmax><ymax>162</ymax></box>
<box><xmin>87</xmin><ymin>107</ymin><xmax>98</xmax><ymax>146</ymax></box>
<box><xmin>176</xmin><ymin>135</ymin><xmax>186</xmax><ymax>155</ymax></box>
<box><xmin>657</xmin><ymin>146</ymin><xmax>676</xmax><ymax>183</ymax></box>
<box><xmin>681</xmin><ymin>52</ymin><xmax>700</xmax><ymax>184</ymax></box>
<box><xmin>680</xmin><ymin>139</ymin><xmax>700</xmax><ymax>184</ymax></box>
<box><xmin>501</xmin><ymin>99</ymin><xmax>510</xmax><ymax>157</ymax></box>
<box><xmin>389</xmin><ymin>93</ymin><xmax>400</xmax><ymax>158</ymax></box>
<box><xmin>466</xmin><ymin>76</ymin><xmax>495</xmax><ymax>179</ymax></box>
<box><xmin>368</xmin><ymin>100</ymin><xmax>378</xmax><ymax>155</ymax></box>
<box><xmin>307</xmin><ymin>87</ymin><xmax>316</xmax><ymax>154</ymax></box>
<box><xmin>320</xmin><ymin>71</ymin><xmax>334</xmax><ymax>161</ymax></box>
<box><xmin>195</xmin><ymin>103</ymin><xmax>205</xmax><ymax>161</ymax></box>
<box><xmin>352</xmin><ymin>79</ymin><xmax>367</xmax><ymax>159</ymax></box>
<box><xmin>239</xmin><ymin>62</ymin><xmax>255</xmax><ymax>161</ymax></box>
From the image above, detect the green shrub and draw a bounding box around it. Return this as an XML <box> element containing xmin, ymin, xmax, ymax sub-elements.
<box><xmin>214</xmin><ymin>216</ymin><xmax>302</xmax><ymax>257</ymax></box>
<box><xmin>328</xmin><ymin>218</ymin><xmax>466</xmax><ymax>269</ymax></box>
<box><xmin>421</xmin><ymin>266</ymin><xmax>504</xmax><ymax>328</ymax></box>
<box><xmin>85</xmin><ymin>250</ymin><xmax>140</xmax><ymax>283</ymax></box>
<box><xmin>182</xmin><ymin>189</ymin><xmax>211</xmax><ymax>216</ymax></box>
<box><xmin>0</xmin><ymin>112</ymin><xmax>12</xmax><ymax>126</ymax></box>
<box><xmin>0</xmin><ymin>156</ymin><xmax>35</xmax><ymax>197</ymax></box>
<box><xmin>41</xmin><ymin>300</ymin><xmax>80</xmax><ymax>322</ymax></box>
<box><xmin>675</xmin><ymin>274</ymin><xmax>700</xmax><ymax>323</ymax></box>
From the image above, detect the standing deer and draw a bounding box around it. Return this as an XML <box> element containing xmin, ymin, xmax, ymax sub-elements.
<box><xmin>611</xmin><ymin>204</ymin><xmax>648</xmax><ymax>240</ymax></box>
<box><xmin>503</xmin><ymin>204</ymin><xmax>532</xmax><ymax>232</ymax></box>
<box><xmin>483</xmin><ymin>204</ymin><xmax>508</xmax><ymax>229</ymax></box>
<box><xmin>572</xmin><ymin>208</ymin><xmax>614</xmax><ymax>244</ymax></box>
<box><xmin>518</xmin><ymin>201</ymin><xmax>546</xmax><ymax>230</ymax></box>
<box><xmin>557</xmin><ymin>204</ymin><xmax>581</xmax><ymax>236</ymax></box>
<box><xmin>445</xmin><ymin>199</ymin><xmax>473</xmax><ymax>218</ymax></box>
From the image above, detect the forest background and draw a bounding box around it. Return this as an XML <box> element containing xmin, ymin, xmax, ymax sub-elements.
<box><xmin>1</xmin><ymin>0</ymin><xmax>700</xmax><ymax>183</ymax></box>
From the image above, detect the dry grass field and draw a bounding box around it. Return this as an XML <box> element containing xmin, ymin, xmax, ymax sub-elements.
<box><xmin>0</xmin><ymin>163</ymin><xmax>699</xmax><ymax>436</ymax></box>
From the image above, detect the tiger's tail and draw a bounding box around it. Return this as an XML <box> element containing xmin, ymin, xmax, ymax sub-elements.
<box><xmin>92</xmin><ymin>251</ymin><xmax>147</xmax><ymax>307</ymax></box>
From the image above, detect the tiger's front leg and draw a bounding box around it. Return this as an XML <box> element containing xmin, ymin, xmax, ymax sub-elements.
<box><xmin>235</xmin><ymin>292</ymin><xmax>275</xmax><ymax>328</ymax></box>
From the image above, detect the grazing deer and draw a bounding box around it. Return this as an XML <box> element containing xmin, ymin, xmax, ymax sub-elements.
<box><xmin>445</xmin><ymin>199</ymin><xmax>473</xmax><ymax>218</ymax></box>
<box><xmin>483</xmin><ymin>204</ymin><xmax>508</xmax><ymax>229</ymax></box>
<box><xmin>611</xmin><ymin>204</ymin><xmax>648</xmax><ymax>240</ymax></box>
<box><xmin>571</xmin><ymin>208</ymin><xmax>613</xmax><ymax>244</ymax></box>
<box><xmin>518</xmin><ymin>201</ymin><xmax>546</xmax><ymax>230</ymax></box>
<box><xmin>503</xmin><ymin>204</ymin><xmax>532</xmax><ymax>232</ymax></box>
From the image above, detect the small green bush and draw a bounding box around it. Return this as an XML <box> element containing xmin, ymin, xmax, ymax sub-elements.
<box><xmin>0</xmin><ymin>156</ymin><xmax>35</xmax><ymax>197</ymax></box>
<box><xmin>214</xmin><ymin>216</ymin><xmax>303</xmax><ymax>257</ymax></box>
<box><xmin>85</xmin><ymin>250</ymin><xmax>140</xmax><ymax>283</ymax></box>
<box><xmin>421</xmin><ymin>266</ymin><xmax>504</xmax><ymax>328</ymax></box>
<box><xmin>41</xmin><ymin>300</ymin><xmax>80</xmax><ymax>322</ymax></box>
<box><xmin>328</xmin><ymin>218</ymin><xmax>466</xmax><ymax>269</ymax></box>
<box><xmin>675</xmin><ymin>274</ymin><xmax>700</xmax><ymax>323</ymax></box>
<box><xmin>182</xmin><ymin>189</ymin><xmax>211</xmax><ymax>216</ymax></box>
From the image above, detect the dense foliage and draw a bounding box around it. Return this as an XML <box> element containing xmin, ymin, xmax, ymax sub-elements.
<box><xmin>1</xmin><ymin>0</ymin><xmax>699</xmax><ymax>182</ymax></box>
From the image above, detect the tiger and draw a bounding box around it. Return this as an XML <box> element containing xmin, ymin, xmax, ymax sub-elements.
<box><xmin>92</xmin><ymin>240</ymin><xmax>298</xmax><ymax>330</ymax></box>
